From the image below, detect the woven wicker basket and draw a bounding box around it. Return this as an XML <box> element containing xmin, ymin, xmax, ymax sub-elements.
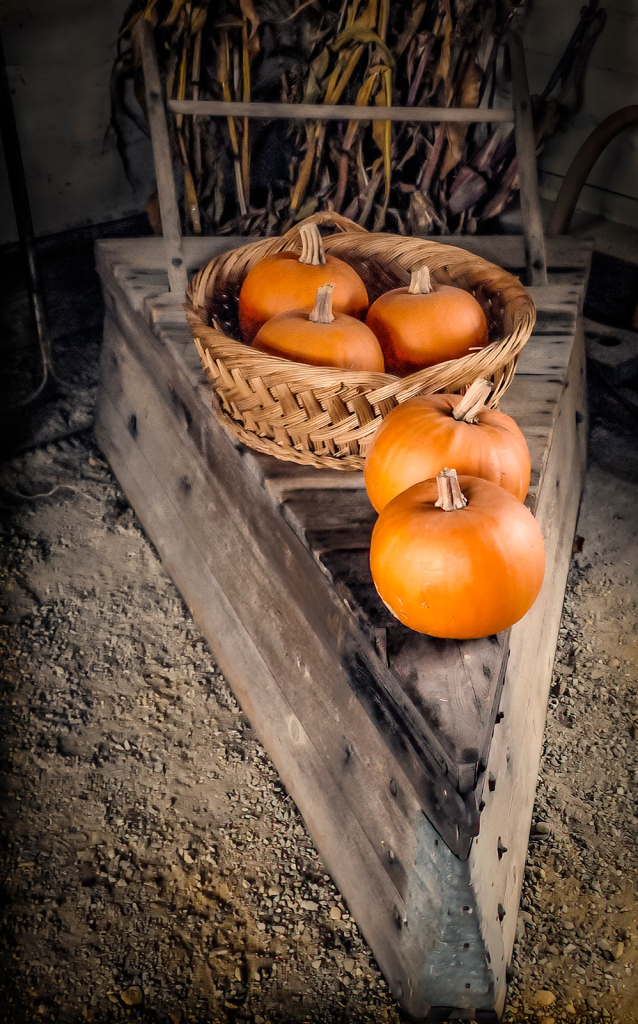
<box><xmin>185</xmin><ymin>212</ymin><xmax>535</xmax><ymax>471</ymax></box>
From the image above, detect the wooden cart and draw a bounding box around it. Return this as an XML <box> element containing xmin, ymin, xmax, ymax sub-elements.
<box><xmin>94</xmin><ymin>25</ymin><xmax>592</xmax><ymax>1021</ymax></box>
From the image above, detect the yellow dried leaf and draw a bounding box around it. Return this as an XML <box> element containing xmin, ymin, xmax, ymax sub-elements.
<box><xmin>189</xmin><ymin>7</ymin><xmax>207</xmax><ymax>36</ymax></box>
<box><xmin>432</xmin><ymin>0</ymin><xmax>452</xmax><ymax>92</ymax></box>
<box><xmin>396</xmin><ymin>0</ymin><xmax>427</xmax><ymax>55</ymax></box>
<box><xmin>378</xmin><ymin>0</ymin><xmax>390</xmax><ymax>42</ymax></box>
<box><xmin>240</xmin><ymin>0</ymin><xmax>259</xmax><ymax>34</ymax></box>
<box><xmin>240</xmin><ymin>0</ymin><xmax>260</xmax><ymax>59</ymax></box>
<box><xmin>460</xmin><ymin>60</ymin><xmax>482</xmax><ymax>109</ymax></box>
<box><xmin>342</xmin><ymin>70</ymin><xmax>381</xmax><ymax>152</ymax></box>
<box><xmin>175</xmin><ymin>43</ymin><xmax>188</xmax><ymax>128</ymax></box>
<box><xmin>333</xmin><ymin>28</ymin><xmax>394</xmax><ymax>68</ymax></box>
<box><xmin>163</xmin><ymin>0</ymin><xmax>185</xmax><ymax>29</ymax></box>
<box><xmin>329</xmin><ymin>45</ymin><xmax>365</xmax><ymax>105</ymax></box>
<box><xmin>351</xmin><ymin>0</ymin><xmax>378</xmax><ymax>31</ymax></box>
<box><xmin>312</xmin><ymin>47</ymin><xmax>330</xmax><ymax>82</ymax></box>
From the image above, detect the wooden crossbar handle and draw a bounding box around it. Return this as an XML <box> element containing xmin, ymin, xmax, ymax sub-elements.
<box><xmin>168</xmin><ymin>99</ymin><xmax>515</xmax><ymax>123</ymax></box>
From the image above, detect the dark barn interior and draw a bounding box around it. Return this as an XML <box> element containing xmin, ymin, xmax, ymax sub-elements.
<box><xmin>0</xmin><ymin>2</ymin><xmax>637</xmax><ymax>1023</ymax></box>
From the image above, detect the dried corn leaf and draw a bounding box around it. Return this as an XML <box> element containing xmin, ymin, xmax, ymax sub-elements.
<box><xmin>189</xmin><ymin>7</ymin><xmax>207</xmax><ymax>36</ymax></box>
<box><xmin>241</xmin><ymin>16</ymin><xmax>251</xmax><ymax>197</ymax></box>
<box><xmin>333</xmin><ymin>28</ymin><xmax>394</xmax><ymax>67</ymax></box>
<box><xmin>175</xmin><ymin>42</ymin><xmax>188</xmax><ymax>129</ymax></box>
<box><xmin>351</xmin><ymin>0</ymin><xmax>379</xmax><ymax>31</ymax></box>
<box><xmin>439</xmin><ymin>60</ymin><xmax>481</xmax><ymax>178</ymax></box>
<box><xmin>163</xmin><ymin>0</ymin><xmax>186</xmax><ymax>29</ymax></box>
<box><xmin>328</xmin><ymin>44</ymin><xmax>365</xmax><ymax>104</ymax></box>
<box><xmin>239</xmin><ymin>0</ymin><xmax>260</xmax><ymax>58</ymax></box>
<box><xmin>396</xmin><ymin>0</ymin><xmax>427</xmax><ymax>57</ymax></box>
<box><xmin>432</xmin><ymin>0</ymin><xmax>452</xmax><ymax>93</ymax></box>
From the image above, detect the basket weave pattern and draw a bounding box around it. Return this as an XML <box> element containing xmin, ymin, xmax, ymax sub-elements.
<box><xmin>185</xmin><ymin>213</ymin><xmax>535</xmax><ymax>471</ymax></box>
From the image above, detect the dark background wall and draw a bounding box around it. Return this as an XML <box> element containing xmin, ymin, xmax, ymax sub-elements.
<box><xmin>1</xmin><ymin>0</ymin><xmax>637</xmax><ymax>244</ymax></box>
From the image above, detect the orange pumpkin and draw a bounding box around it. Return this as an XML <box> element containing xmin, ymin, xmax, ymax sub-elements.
<box><xmin>364</xmin><ymin>378</ymin><xmax>531</xmax><ymax>512</ymax></box>
<box><xmin>252</xmin><ymin>284</ymin><xmax>385</xmax><ymax>372</ymax></box>
<box><xmin>239</xmin><ymin>222</ymin><xmax>369</xmax><ymax>342</ymax></box>
<box><xmin>365</xmin><ymin>266</ymin><xmax>488</xmax><ymax>376</ymax></box>
<box><xmin>370</xmin><ymin>468</ymin><xmax>545</xmax><ymax>639</ymax></box>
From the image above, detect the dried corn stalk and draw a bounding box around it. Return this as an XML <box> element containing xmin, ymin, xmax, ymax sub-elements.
<box><xmin>111</xmin><ymin>0</ymin><xmax>605</xmax><ymax>237</ymax></box>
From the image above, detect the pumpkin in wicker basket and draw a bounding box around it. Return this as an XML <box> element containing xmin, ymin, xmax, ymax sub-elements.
<box><xmin>253</xmin><ymin>284</ymin><xmax>384</xmax><ymax>372</ymax></box>
<box><xmin>366</xmin><ymin>265</ymin><xmax>489</xmax><ymax>375</ymax></box>
<box><xmin>238</xmin><ymin>222</ymin><xmax>369</xmax><ymax>342</ymax></box>
<box><xmin>186</xmin><ymin>212</ymin><xmax>536</xmax><ymax>472</ymax></box>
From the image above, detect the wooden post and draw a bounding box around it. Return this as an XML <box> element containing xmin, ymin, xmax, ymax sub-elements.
<box><xmin>137</xmin><ymin>19</ymin><xmax>187</xmax><ymax>294</ymax></box>
<box><xmin>508</xmin><ymin>31</ymin><xmax>548</xmax><ymax>288</ymax></box>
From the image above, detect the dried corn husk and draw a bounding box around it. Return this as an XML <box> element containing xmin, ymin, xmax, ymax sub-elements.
<box><xmin>111</xmin><ymin>0</ymin><xmax>605</xmax><ymax>237</ymax></box>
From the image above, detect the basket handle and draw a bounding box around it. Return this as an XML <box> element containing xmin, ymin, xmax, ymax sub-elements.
<box><xmin>278</xmin><ymin>211</ymin><xmax>369</xmax><ymax>250</ymax></box>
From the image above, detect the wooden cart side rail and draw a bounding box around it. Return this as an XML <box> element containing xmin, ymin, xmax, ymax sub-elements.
<box><xmin>135</xmin><ymin>20</ymin><xmax>548</xmax><ymax>291</ymax></box>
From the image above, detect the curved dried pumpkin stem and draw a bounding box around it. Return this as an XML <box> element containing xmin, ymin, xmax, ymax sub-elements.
<box><xmin>453</xmin><ymin>378</ymin><xmax>493</xmax><ymax>423</ymax></box>
<box><xmin>298</xmin><ymin>223</ymin><xmax>327</xmax><ymax>266</ymax></box>
<box><xmin>408</xmin><ymin>265</ymin><xmax>433</xmax><ymax>294</ymax></box>
<box><xmin>435</xmin><ymin>468</ymin><xmax>468</xmax><ymax>511</ymax></box>
<box><xmin>309</xmin><ymin>284</ymin><xmax>335</xmax><ymax>324</ymax></box>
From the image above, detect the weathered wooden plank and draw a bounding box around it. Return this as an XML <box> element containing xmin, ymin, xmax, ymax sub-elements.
<box><xmin>168</xmin><ymin>97</ymin><xmax>515</xmax><ymax>123</ymax></box>
<box><xmin>95</xmin><ymin>235</ymin><xmax>593</xmax><ymax>277</ymax></box>
<box><xmin>98</xmin><ymin>315</ymin><xmax>427</xmax><ymax>869</ymax></box>
<box><xmin>465</xmin><ymin>325</ymin><xmax>587</xmax><ymax>1016</ymax></box>
<box><xmin>508</xmin><ymin>31</ymin><xmax>547</xmax><ymax>287</ymax></box>
<box><xmin>96</xmin><ymin>306</ymin><xmax>507</xmax><ymax>1017</ymax></box>
<box><xmin>145</xmin><ymin>291</ymin><xmax>188</xmax><ymax>326</ymax></box>
<box><xmin>514</xmin><ymin>334</ymin><xmax>574</xmax><ymax>376</ymax></box>
<box><xmin>137</xmin><ymin>20</ymin><xmax>187</xmax><ymax>293</ymax></box>
<box><xmin>94</xmin><ymin>384</ymin><xmax>427</xmax><ymax>1012</ymax></box>
<box><xmin>499</xmin><ymin>374</ymin><xmax>564</xmax><ymax>433</ymax></box>
<box><xmin>246</xmin><ymin>453</ymin><xmax>365</xmax><ymax>495</ymax></box>
<box><xmin>114</xmin><ymin>271</ymin><xmax>169</xmax><ymax>312</ymax></box>
<box><xmin>526</xmin><ymin>285</ymin><xmax>582</xmax><ymax>335</ymax></box>
<box><xmin>281</xmin><ymin>489</ymin><xmax>377</xmax><ymax>537</ymax></box>
<box><xmin>95</xmin><ymin>237</ymin><xmax>591</xmax><ymax>1019</ymax></box>
<box><xmin>98</xmin><ymin>283</ymin><xmax>474</xmax><ymax>846</ymax></box>
<box><xmin>389</xmin><ymin>630</ymin><xmax>508</xmax><ymax>795</ymax></box>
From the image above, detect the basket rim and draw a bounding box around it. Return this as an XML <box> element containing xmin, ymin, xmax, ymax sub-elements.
<box><xmin>183</xmin><ymin>214</ymin><xmax>536</xmax><ymax>470</ymax></box>
<box><xmin>185</xmin><ymin>225</ymin><xmax>536</xmax><ymax>400</ymax></box>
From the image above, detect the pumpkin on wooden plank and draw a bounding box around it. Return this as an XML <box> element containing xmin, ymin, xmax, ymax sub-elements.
<box><xmin>370</xmin><ymin>468</ymin><xmax>545</xmax><ymax>640</ymax></box>
<box><xmin>239</xmin><ymin>222</ymin><xmax>369</xmax><ymax>342</ymax></box>
<box><xmin>364</xmin><ymin>378</ymin><xmax>531</xmax><ymax>513</ymax></box>
<box><xmin>365</xmin><ymin>265</ymin><xmax>488</xmax><ymax>375</ymax></box>
<box><xmin>252</xmin><ymin>284</ymin><xmax>385</xmax><ymax>372</ymax></box>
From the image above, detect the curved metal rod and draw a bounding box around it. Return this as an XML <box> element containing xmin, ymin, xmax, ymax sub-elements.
<box><xmin>546</xmin><ymin>105</ymin><xmax>638</xmax><ymax>237</ymax></box>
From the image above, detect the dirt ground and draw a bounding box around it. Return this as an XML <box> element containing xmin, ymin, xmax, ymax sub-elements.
<box><xmin>0</xmin><ymin>225</ymin><xmax>637</xmax><ymax>1023</ymax></box>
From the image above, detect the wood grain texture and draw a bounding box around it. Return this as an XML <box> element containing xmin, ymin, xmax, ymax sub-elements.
<box><xmin>137</xmin><ymin>21</ymin><xmax>187</xmax><ymax>293</ymax></box>
<box><xmin>97</xmin><ymin>270</ymin><xmax>474</xmax><ymax>850</ymax></box>
<box><xmin>466</xmin><ymin>324</ymin><xmax>587</xmax><ymax>1015</ymax></box>
<box><xmin>95</xmin><ymin>307</ymin><xmax>495</xmax><ymax>1018</ymax></box>
<box><xmin>167</xmin><ymin>98</ymin><xmax>515</xmax><ymax>122</ymax></box>
<box><xmin>95</xmin><ymin>236</ymin><xmax>591</xmax><ymax>1019</ymax></box>
<box><xmin>95</xmin><ymin>235</ymin><xmax>592</xmax><ymax>276</ymax></box>
<box><xmin>508</xmin><ymin>31</ymin><xmax>548</xmax><ymax>287</ymax></box>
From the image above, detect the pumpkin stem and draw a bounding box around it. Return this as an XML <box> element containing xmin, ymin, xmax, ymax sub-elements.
<box><xmin>435</xmin><ymin>468</ymin><xmax>468</xmax><ymax>511</ymax></box>
<box><xmin>407</xmin><ymin>265</ymin><xmax>433</xmax><ymax>295</ymax></box>
<box><xmin>298</xmin><ymin>222</ymin><xmax>327</xmax><ymax>266</ymax></box>
<box><xmin>453</xmin><ymin>378</ymin><xmax>493</xmax><ymax>423</ymax></box>
<box><xmin>309</xmin><ymin>284</ymin><xmax>335</xmax><ymax>324</ymax></box>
